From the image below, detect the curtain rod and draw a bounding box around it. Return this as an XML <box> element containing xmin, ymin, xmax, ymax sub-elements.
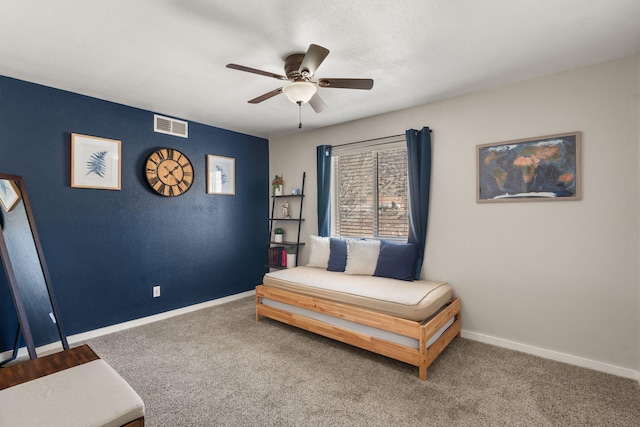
<box><xmin>333</xmin><ymin>129</ymin><xmax>432</xmax><ymax>148</ymax></box>
<box><xmin>333</xmin><ymin>133</ymin><xmax>404</xmax><ymax>148</ymax></box>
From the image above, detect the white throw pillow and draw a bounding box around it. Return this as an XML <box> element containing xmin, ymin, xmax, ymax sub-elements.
<box><xmin>306</xmin><ymin>235</ymin><xmax>330</xmax><ymax>268</ymax></box>
<box><xmin>345</xmin><ymin>239</ymin><xmax>381</xmax><ymax>275</ymax></box>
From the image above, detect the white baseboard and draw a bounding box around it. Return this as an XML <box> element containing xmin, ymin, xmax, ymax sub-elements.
<box><xmin>461</xmin><ymin>329</ymin><xmax>640</xmax><ymax>383</ymax></box>
<box><xmin>1</xmin><ymin>290</ymin><xmax>255</xmax><ymax>363</ymax></box>
<box><xmin>68</xmin><ymin>290</ymin><xmax>255</xmax><ymax>344</ymax></box>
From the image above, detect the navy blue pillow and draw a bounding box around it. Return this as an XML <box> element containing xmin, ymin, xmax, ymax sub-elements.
<box><xmin>373</xmin><ymin>241</ymin><xmax>417</xmax><ymax>281</ymax></box>
<box><xmin>327</xmin><ymin>238</ymin><xmax>348</xmax><ymax>272</ymax></box>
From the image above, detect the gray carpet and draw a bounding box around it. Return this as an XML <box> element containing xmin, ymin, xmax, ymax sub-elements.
<box><xmin>83</xmin><ymin>297</ymin><xmax>640</xmax><ymax>426</ymax></box>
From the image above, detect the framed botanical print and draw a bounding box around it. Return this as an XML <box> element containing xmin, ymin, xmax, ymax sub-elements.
<box><xmin>207</xmin><ymin>155</ymin><xmax>235</xmax><ymax>195</ymax></box>
<box><xmin>71</xmin><ymin>134</ymin><xmax>121</xmax><ymax>190</ymax></box>
<box><xmin>0</xmin><ymin>179</ymin><xmax>21</xmax><ymax>212</ymax></box>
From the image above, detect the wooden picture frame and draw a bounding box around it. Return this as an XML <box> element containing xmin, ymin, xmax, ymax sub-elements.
<box><xmin>0</xmin><ymin>179</ymin><xmax>21</xmax><ymax>212</ymax></box>
<box><xmin>206</xmin><ymin>155</ymin><xmax>235</xmax><ymax>195</ymax></box>
<box><xmin>477</xmin><ymin>131</ymin><xmax>581</xmax><ymax>203</ymax></box>
<box><xmin>71</xmin><ymin>134</ymin><xmax>121</xmax><ymax>190</ymax></box>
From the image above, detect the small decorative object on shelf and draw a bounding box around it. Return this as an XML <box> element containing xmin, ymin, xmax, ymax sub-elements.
<box><xmin>272</xmin><ymin>174</ymin><xmax>283</xmax><ymax>196</ymax></box>
<box><xmin>273</xmin><ymin>227</ymin><xmax>285</xmax><ymax>243</ymax></box>
<box><xmin>281</xmin><ymin>199</ymin><xmax>290</xmax><ymax>218</ymax></box>
<box><xmin>292</xmin><ymin>187</ymin><xmax>300</xmax><ymax>195</ymax></box>
<box><xmin>286</xmin><ymin>246</ymin><xmax>297</xmax><ymax>269</ymax></box>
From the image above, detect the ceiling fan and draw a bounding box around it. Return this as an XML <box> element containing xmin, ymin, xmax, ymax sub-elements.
<box><xmin>226</xmin><ymin>44</ymin><xmax>374</xmax><ymax>127</ymax></box>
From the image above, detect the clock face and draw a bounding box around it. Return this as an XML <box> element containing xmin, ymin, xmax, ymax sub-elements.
<box><xmin>145</xmin><ymin>148</ymin><xmax>194</xmax><ymax>197</ymax></box>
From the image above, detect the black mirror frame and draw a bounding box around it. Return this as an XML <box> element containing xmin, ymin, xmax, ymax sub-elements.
<box><xmin>0</xmin><ymin>173</ymin><xmax>68</xmax><ymax>360</ymax></box>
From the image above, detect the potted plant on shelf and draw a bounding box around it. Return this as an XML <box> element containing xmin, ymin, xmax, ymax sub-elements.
<box><xmin>273</xmin><ymin>227</ymin><xmax>285</xmax><ymax>243</ymax></box>
<box><xmin>272</xmin><ymin>175</ymin><xmax>283</xmax><ymax>196</ymax></box>
<box><xmin>286</xmin><ymin>246</ymin><xmax>297</xmax><ymax>269</ymax></box>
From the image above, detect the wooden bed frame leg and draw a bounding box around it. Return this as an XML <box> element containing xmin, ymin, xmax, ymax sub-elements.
<box><xmin>255</xmin><ymin>293</ymin><xmax>260</xmax><ymax>322</ymax></box>
<box><xmin>419</xmin><ymin>321</ymin><xmax>427</xmax><ymax>381</ymax></box>
<box><xmin>419</xmin><ymin>365</ymin><xmax>427</xmax><ymax>381</ymax></box>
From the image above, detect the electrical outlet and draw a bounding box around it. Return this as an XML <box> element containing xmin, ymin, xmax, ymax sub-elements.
<box><xmin>153</xmin><ymin>286</ymin><xmax>161</xmax><ymax>298</ymax></box>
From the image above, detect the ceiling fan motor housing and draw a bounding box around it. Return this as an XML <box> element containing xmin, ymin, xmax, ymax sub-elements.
<box><xmin>284</xmin><ymin>53</ymin><xmax>306</xmax><ymax>80</ymax></box>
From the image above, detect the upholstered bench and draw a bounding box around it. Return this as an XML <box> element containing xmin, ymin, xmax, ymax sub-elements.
<box><xmin>0</xmin><ymin>345</ymin><xmax>145</xmax><ymax>427</ymax></box>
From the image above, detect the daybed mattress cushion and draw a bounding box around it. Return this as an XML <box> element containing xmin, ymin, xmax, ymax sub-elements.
<box><xmin>263</xmin><ymin>266</ymin><xmax>452</xmax><ymax>321</ymax></box>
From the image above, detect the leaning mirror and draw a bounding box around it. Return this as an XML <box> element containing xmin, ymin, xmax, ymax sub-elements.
<box><xmin>0</xmin><ymin>173</ymin><xmax>68</xmax><ymax>361</ymax></box>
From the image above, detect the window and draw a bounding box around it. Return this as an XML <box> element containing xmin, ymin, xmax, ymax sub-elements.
<box><xmin>330</xmin><ymin>138</ymin><xmax>409</xmax><ymax>239</ymax></box>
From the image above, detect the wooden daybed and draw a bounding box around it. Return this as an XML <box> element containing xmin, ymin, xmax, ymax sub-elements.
<box><xmin>255</xmin><ymin>266</ymin><xmax>461</xmax><ymax>380</ymax></box>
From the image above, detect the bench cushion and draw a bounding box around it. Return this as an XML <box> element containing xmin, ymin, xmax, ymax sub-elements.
<box><xmin>0</xmin><ymin>359</ymin><xmax>145</xmax><ymax>427</ymax></box>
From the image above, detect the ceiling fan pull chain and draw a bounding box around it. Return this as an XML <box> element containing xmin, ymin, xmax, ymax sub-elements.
<box><xmin>298</xmin><ymin>101</ymin><xmax>303</xmax><ymax>129</ymax></box>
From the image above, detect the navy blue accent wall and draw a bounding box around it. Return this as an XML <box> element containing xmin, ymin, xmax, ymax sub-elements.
<box><xmin>0</xmin><ymin>75</ymin><xmax>269</xmax><ymax>353</ymax></box>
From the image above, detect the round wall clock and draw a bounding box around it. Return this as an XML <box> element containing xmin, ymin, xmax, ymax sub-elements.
<box><xmin>145</xmin><ymin>148</ymin><xmax>194</xmax><ymax>197</ymax></box>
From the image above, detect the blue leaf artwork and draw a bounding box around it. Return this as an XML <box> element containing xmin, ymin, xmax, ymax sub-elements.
<box><xmin>216</xmin><ymin>164</ymin><xmax>228</xmax><ymax>184</ymax></box>
<box><xmin>207</xmin><ymin>155</ymin><xmax>234</xmax><ymax>195</ymax></box>
<box><xmin>0</xmin><ymin>180</ymin><xmax>9</xmax><ymax>196</ymax></box>
<box><xmin>86</xmin><ymin>151</ymin><xmax>108</xmax><ymax>177</ymax></box>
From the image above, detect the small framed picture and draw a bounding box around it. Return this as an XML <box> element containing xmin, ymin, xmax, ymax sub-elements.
<box><xmin>477</xmin><ymin>132</ymin><xmax>581</xmax><ymax>203</ymax></box>
<box><xmin>0</xmin><ymin>179</ymin><xmax>21</xmax><ymax>212</ymax></box>
<box><xmin>71</xmin><ymin>133</ymin><xmax>121</xmax><ymax>190</ymax></box>
<box><xmin>207</xmin><ymin>155</ymin><xmax>235</xmax><ymax>195</ymax></box>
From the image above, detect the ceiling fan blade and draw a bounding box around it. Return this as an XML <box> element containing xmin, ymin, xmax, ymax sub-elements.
<box><xmin>248</xmin><ymin>88</ymin><xmax>283</xmax><ymax>104</ymax></box>
<box><xmin>299</xmin><ymin>44</ymin><xmax>330</xmax><ymax>77</ymax></box>
<box><xmin>226</xmin><ymin>64</ymin><xmax>287</xmax><ymax>81</ymax></box>
<box><xmin>318</xmin><ymin>78</ymin><xmax>374</xmax><ymax>90</ymax></box>
<box><xmin>309</xmin><ymin>93</ymin><xmax>328</xmax><ymax>113</ymax></box>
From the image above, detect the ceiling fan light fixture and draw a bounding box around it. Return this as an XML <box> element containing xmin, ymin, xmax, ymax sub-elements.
<box><xmin>282</xmin><ymin>81</ymin><xmax>317</xmax><ymax>104</ymax></box>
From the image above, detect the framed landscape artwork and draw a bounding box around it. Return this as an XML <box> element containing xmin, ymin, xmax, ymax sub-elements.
<box><xmin>477</xmin><ymin>132</ymin><xmax>581</xmax><ymax>203</ymax></box>
<box><xmin>207</xmin><ymin>154</ymin><xmax>235</xmax><ymax>195</ymax></box>
<box><xmin>71</xmin><ymin>134</ymin><xmax>121</xmax><ymax>190</ymax></box>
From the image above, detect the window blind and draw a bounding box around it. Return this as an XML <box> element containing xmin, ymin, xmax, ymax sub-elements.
<box><xmin>330</xmin><ymin>137</ymin><xmax>408</xmax><ymax>239</ymax></box>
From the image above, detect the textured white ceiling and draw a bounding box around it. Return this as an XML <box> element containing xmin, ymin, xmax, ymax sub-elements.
<box><xmin>1</xmin><ymin>0</ymin><xmax>639</xmax><ymax>139</ymax></box>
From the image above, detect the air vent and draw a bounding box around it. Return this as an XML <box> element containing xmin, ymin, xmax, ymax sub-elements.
<box><xmin>154</xmin><ymin>114</ymin><xmax>188</xmax><ymax>138</ymax></box>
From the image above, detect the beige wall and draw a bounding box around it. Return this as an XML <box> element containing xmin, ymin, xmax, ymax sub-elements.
<box><xmin>269</xmin><ymin>54</ymin><xmax>640</xmax><ymax>376</ymax></box>
<box><xmin>636</xmin><ymin>53</ymin><xmax>640</xmax><ymax>375</ymax></box>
